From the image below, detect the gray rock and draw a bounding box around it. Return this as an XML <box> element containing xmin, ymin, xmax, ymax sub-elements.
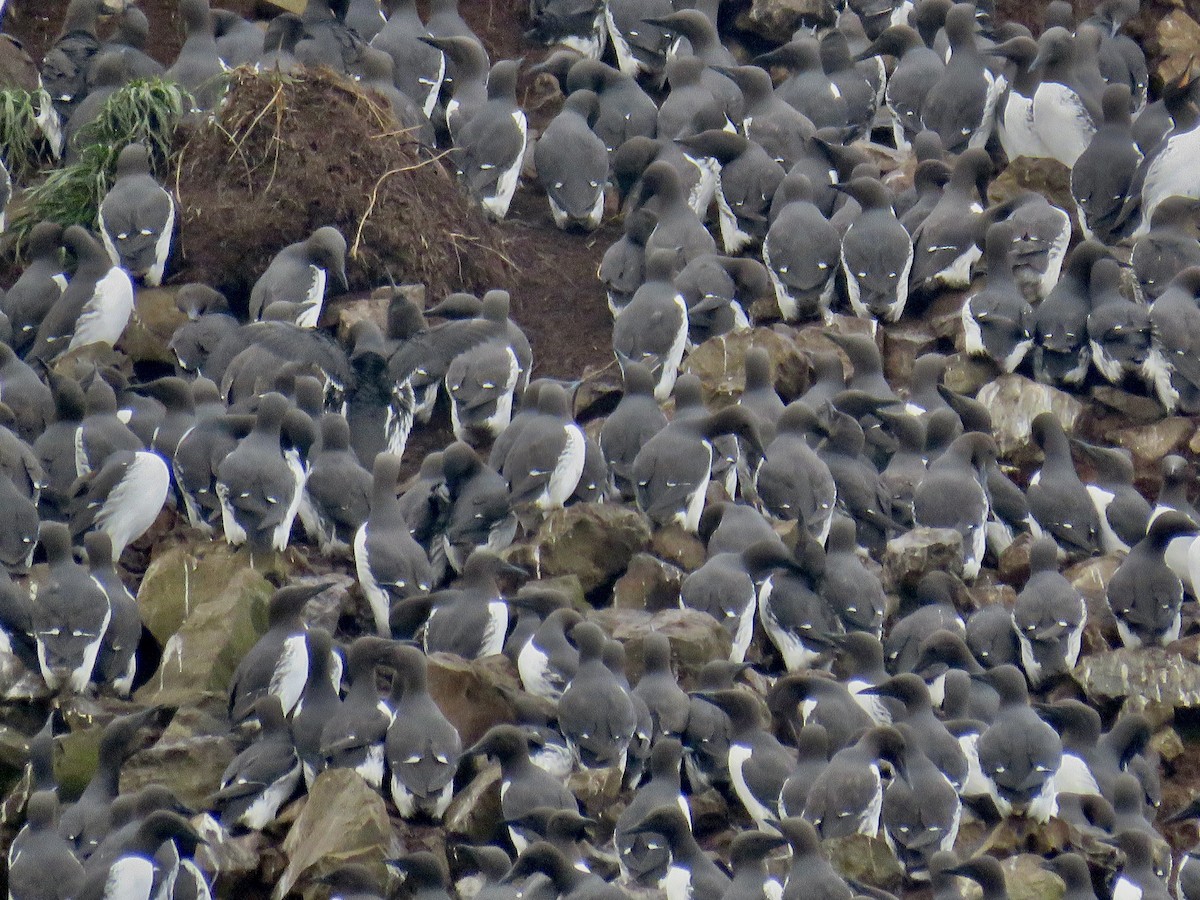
<box><xmin>824</xmin><ymin>833</ymin><xmax>904</xmax><ymax>891</ymax></box>
<box><xmin>426</xmin><ymin>652</ymin><xmax>519</xmax><ymax>747</ymax></box>
<box><xmin>612</xmin><ymin>553</ymin><xmax>685</xmax><ymax>611</ymax></box>
<box><xmin>274</xmin><ymin>769</ymin><xmax>401</xmax><ymax>900</ymax></box>
<box><xmin>681</xmin><ymin>326</ymin><xmax>809</xmax><ymax>406</ymax></box>
<box><xmin>882</xmin><ymin>527</ymin><xmax>963</xmax><ymax>594</ymax></box>
<box><xmin>121</xmin><ymin>734</ymin><xmax>236</xmax><ymax>812</ymax></box>
<box><xmin>519</xmin><ymin>503</ymin><xmax>651</xmax><ymax>595</ymax></box>
<box><xmin>1074</xmin><ymin>638</ymin><xmax>1200</xmax><ymax>710</ymax></box>
<box><xmin>444</xmin><ymin>763</ymin><xmax>502</xmax><ymax>844</ymax></box>
<box><xmin>974</xmin><ymin>374</ymin><xmax>1084</xmax><ymax>463</ymax></box>
<box><xmin>591</xmin><ymin>607</ymin><xmax>732</xmax><ymax>688</ymax></box>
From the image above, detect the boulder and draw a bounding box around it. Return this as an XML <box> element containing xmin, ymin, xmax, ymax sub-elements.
<box><xmin>1091</xmin><ymin>386</ymin><xmax>1167</xmax><ymax>425</ymax></box>
<box><xmin>330</xmin><ymin>284</ymin><xmax>424</xmax><ymax>344</ymax></box>
<box><xmin>955</xmin><ymin>854</ymin><xmax>1063</xmax><ymax>900</ymax></box>
<box><xmin>882</xmin><ymin>527</ymin><xmax>963</xmax><ymax>594</ymax></box>
<box><xmin>136</xmin><ymin>566</ymin><xmax>272</xmax><ymax>712</ymax></box>
<box><xmin>592</xmin><ymin>607</ymin><xmax>731</xmax><ymax>687</ymax></box>
<box><xmin>737</xmin><ymin>0</ymin><xmax>833</xmax><ymax>50</ymax></box>
<box><xmin>426</xmin><ymin>652</ymin><xmax>520</xmax><ymax>747</ymax></box>
<box><xmin>136</xmin><ymin>541</ymin><xmax>267</xmax><ymax>645</ymax></box>
<box><xmin>883</xmin><ymin>320</ymin><xmax>937</xmax><ymax>388</ymax></box>
<box><xmin>942</xmin><ymin>353</ymin><xmax>1000</xmax><ymax>396</ymax></box>
<box><xmin>650</xmin><ymin>525</ymin><xmax>706</xmax><ymax>572</ymax></box>
<box><xmin>612</xmin><ymin>553</ymin><xmax>685</xmax><ymax>611</ymax></box>
<box><xmin>988</xmin><ymin>156</ymin><xmax>1076</xmax><ymax>227</ymax></box>
<box><xmin>274</xmin><ymin>769</ymin><xmax>400</xmax><ymax>900</ymax></box>
<box><xmin>1074</xmin><ymin>638</ymin><xmax>1200</xmax><ymax>710</ymax></box>
<box><xmin>568</xmin><ymin>764</ymin><xmax>624</xmax><ymax>825</ymax></box>
<box><xmin>681</xmin><ymin>326</ymin><xmax>809</xmax><ymax>406</ymax></box>
<box><xmin>293</xmin><ymin>574</ymin><xmax>353</xmax><ymax>634</ymax></box>
<box><xmin>1156</xmin><ymin>8</ymin><xmax>1200</xmax><ymax>82</ymax></box>
<box><xmin>824</xmin><ymin>833</ymin><xmax>905</xmax><ymax>891</ymax></box>
<box><xmin>120</xmin><ymin>734</ymin><xmax>236</xmax><ymax>812</ymax></box>
<box><xmin>1109</xmin><ymin>417</ymin><xmax>1193</xmax><ymax>470</ymax></box>
<box><xmin>522</xmin><ymin>503</ymin><xmax>650</xmax><ymax>595</ymax></box>
<box><xmin>444</xmin><ymin>763</ymin><xmax>502</xmax><ymax>844</ymax></box>
<box><xmin>118</xmin><ymin>287</ymin><xmax>187</xmax><ymax>366</ymax></box>
<box><xmin>0</xmin><ymin>35</ymin><xmax>39</xmax><ymax>92</ymax></box>
<box><xmin>974</xmin><ymin>374</ymin><xmax>1083</xmax><ymax>463</ymax></box>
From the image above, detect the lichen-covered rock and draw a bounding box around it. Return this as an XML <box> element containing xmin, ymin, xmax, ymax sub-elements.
<box><xmin>975</xmin><ymin>374</ymin><xmax>1084</xmax><ymax>462</ymax></box>
<box><xmin>274</xmin><ymin>769</ymin><xmax>400</xmax><ymax>899</ymax></box>
<box><xmin>1109</xmin><ymin>417</ymin><xmax>1193</xmax><ymax>469</ymax></box>
<box><xmin>523</xmin><ymin>503</ymin><xmax>650</xmax><ymax>594</ymax></box>
<box><xmin>737</xmin><ymin>0</ymin><xmax>833</xmax><ymax>47</ymax></box>
<box><xmin>988</xmin><ymin>156</ymin><xmax>1076</xmax><ymax>226</ymax></box>
<box><xmin>612</xmin><ymin>553</ymin><xmax>685</xmax><ymax>611</ymax></box>
<box><xmin>426</xmin><ymin>652</ymin><xmax>519</xmax><ymax>747</ymax></box>
<box><xmin>824</xmin><ymin>833</ymin><xmax>904</xmax><ymax>891</ymax></box>
<box><xmin>592</xmin><ymin>607</ymin><xmax>732</xmax><ymax>687</ymax></box>
<box><xmin>444</xmin><ymin>764</ymin><xmax>502</xmax><ymax>844</ymax></box>
<box><xmin>882</xmin><ymin>527</ymin><xmax>963</xmax><ymax>594</ymax></box>
<box><xmin>118</xmin><ymin>286</ymin><xmax>187</xmax><ymax>365</ymax></box>
<box><xmin>1074</xmin><ymin>638</ymin><xmax>1200</xmax><ymax>710</ymax></box>
<box><xmin>681</xmin><ymin>326</ymin><xmax>809</xmax><ymax>406</ymax></box>
<box><xmin>120</xmin><ymin>734</ymin><xmax>235</xmax><ymax>812</ymax></box>
<box><xmin>650</xmin><ymin>525</ymin><xmax>706</xmax><ymax>572</ymax></box>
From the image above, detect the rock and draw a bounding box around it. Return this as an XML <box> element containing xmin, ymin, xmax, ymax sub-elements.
<box><xmin>974</xmin><ymin>374</ymin><xmax>1084</xmax><ymax>463</ymax></box>
<box><xmin>1074</xmin><ymin>638</ymin><xmax>1200</xmax><ymax>710</ymax></box>
<box><xmin>1151</xmin><ymin>725</ymin><xmax>1185</xmax><ymax>762</ymax></box>
<box><xmin>193</xmin><ymin>816</ymin><xmax>267</xmax><ymax>888</ymax></box>
<box><xmin>681</xmin><ymin>327</ymin><xmax>809</xmax><ymax>406</ymax></box>
<box><xmin>568</xmin><ymin>764</ymin><xmax>624</xmax><ymax>825</ymax></box>
<box><xmin>997</xmin><ymin>532</ymin><xmax>1035</xmax><ymax>588</ymax></box>
<box><xmin>1109</xmin><ymin>417</ymin><xmax>1193</xmax><ymax>469</ymax></box>
<box><xmin>263</xmin><ymin>0</ymin><xmax>306</xmax><ymax>12</ymax></box>
<box><xmin>737</xmin><ymin>0</ymin><xmax>833</xmax><ymax>45</ymax></box>
<box><xmin>883</xmin><ymin>320</ymin><xmax>937</xmax><ymax>388</ymax></box>
<box><xmin>882</xmin><ymin>527</ymin><xmax>963</xmax><ymax>594</ymax></box>
<box><xmin>329</xmin><ymin>284</ymin><xmax>424</xmax><ymax>344</ymax></box>
<box><xmin>524</xmin><ymin>503</ymin><xmax>650</xmax><ymax>595</ymax></box>
<box><xmin>293</xmin><ymin>574</ymin><xmax>353</xmax><ymax>634</ymax></box>
<box><xmin>958</xmin><ymin>853</ymin><xmax>1064</xmax><ymax>900</ymax></box>
<box><xmin>136</xmin><ymin>566</ymin><xmax>272</xmax><ymax>713</ymax></box>
<box><xmin>444</xmin><ymin>763</ymin><xmax>502</xmax><ymax>844</ymax></box>
<box><xmin>118</xmin><ymin>287</ymin><xmax>187</xmax><ymax>365</ymax></box>
<box><xmin>612</xmin><ymin>553</ymin><xmax>685</xmax><ymax>611</ymax></box>
<box><xmin>136</xmin><ymin>541</ymin><xmax>266</xmax><ymax>645</ymax></box>
<box><xmin>824</xmin><ymin>833</ymin><xmax>905</xmax><ymax>891</ymax></box>
<box><xmin>988</xmin><ymin>156</ymin><xmax>1076</xmax><ymax>227</ymax></box>
<box><xmin>942</xmin><ymin>352</ymin><xmax>999</xmax><ymax>396</ymax></box>
<box><xmin>688</xmin><ymin>786</ymin><xmax>731</xmax><ymax>834</ymax></box>
<box><xmin>426</xmin><ymin>652</ymin><xmax>519</xmax><ymax>747</ymax></box>
<box><xmin>274</xmin><ymin>769</ymin><xmax>401</xmax><ymax>900</ymax></box>
<box><xmin>650</xmin><ymin>525</ymin><xmax>706</xmax><ymax>572</ymax></box>
<box><xmin>121</xmin><ymin>734</ymin><xmax>236</xmax><ymax>812</ymax></box>
<box><xmin>927</xmin><ymin>287</ymin><xmax>972</xmax><ymax>344</ymax></box>
<box><xmin>1091</xmin><ymin>386</ymin><xmax>1167</xmax><ymax>424</ymax></box>
<box><xmin>1156</xmin><ymin>8</ymin><xmax>1200</xmax><ymax>82</ymax></box>
<box><xmin>592</xmin><ymin>607</ymin><xmax>732</xmax><ymax>687</ymax></box>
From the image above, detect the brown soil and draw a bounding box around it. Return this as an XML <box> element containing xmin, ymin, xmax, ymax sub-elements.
<box><xmin>172</xmin><ymin>68</ymin><xmax>510</xmax><ymax>310</ymax></box>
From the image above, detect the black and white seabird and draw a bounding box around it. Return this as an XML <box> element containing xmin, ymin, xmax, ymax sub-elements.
<box><xmin>30</xmin><ymin>522</ymin><xmax>110</xmax><ymax>694</ymax></box>
<box><xmin>632</xmin><ymin>383</ymin><xmax>764</xmax><ymax>531</ymax></box>
<box><xmin>1030</xmin><ymin>26</ymin><xmax>1101</xmax><ymax>169</ymax></box>
<box><xmin>167</xmin><ymin>0</ymin><xmax>228</xmax><ymax>112</ymax></box>
<box><xmin>41</xmin><ymin>0</ymin><xmax>102</xmax><ymax>120</ymax></box>
<box><xmin>208</xmin><ymin>696</ymin><xmax>302</xmax><ymax>832</ymax></box>
<box><xmin>28</xmin><ymin>225</ymin><xmax>134</xmax><ymax>363</ymax></box>
<box><xmin>97</xmin><ymin>143</ymin><xmax>174</xmax><ymax>287</ymax></box>
<box><xmin>455</xmin><ymin>59</ymin><xmax>528</xmax><ymax>220</ymax></box>
<box><xmin>1073</xmin><ymin>439</ymin><xmax>1152</xmax><ymax>553</ymax></box>
<box><xmin>1012</xmin><ymin>537</ymin><xmax>1086</xmax><ymax>685</ymax></box>
<box><xmin>1</xmin><ymin>221</ymin><xmax>66</xmax><ymax>356</ymax></box>
<box><xmin>1027</xmin><ymin>412</ymin><xmax>1101</xmax><ymax>558</ymax></box>
<box><xmin>467</xmin><ymin>724</ymin><xmax>579</xmax><ymax>853</ymax></box>
<box><xmin>836</xmin><ymin>176</ymin><xmax>914</xmax><ymax>323</ymax></box>
<box><xmin>556</xmin><ymin>621</ymin><xmax>637</xmax><ymax>772</ymax></box>
<box><xmin>82</xmin><ymin>532</ymin><xmax>139</xmax><ymax>697</ymax></box>
<box><xmin>1132</xmin><ymin>197</ymin><xmax>1200</xmax><ymax>303</ymax></box>
<box><xmin>632</xmin><ymin>633</ymin><xmax>690</xmax><ymax>743</ymax></box>
<box><xmin>762</xmin><ymin>173</ymin><xmax>840</xmax><ymax>322</ymax></box>
<box><xmin>517</xmin><ymin>606</ymin><xmax>583</xmax><ymax>701</ymax></box>
<box><xmin>215</xmin><ymin>393</ymin><xmax>306</xmax><ymax>555</ymax></box>
<box><xmin>803</xmin><ymin>724</ymin><xmax>909</xmax><ymax>838</ymax></box>
<box><xmin>70</xmin><ymin>449</ymin><xmax>169</xmax><ymax>560</ymax></box>
<box><xmin>821</xmin><ymin>518</ymin><xmax>886</xmax><ymax>637</ymax></box>
<box><xmin>626</xmin><ymin>805</ymin><xmax>731</xmax><ymax>900</ymax></box>
<box><xmin>370</xmin><ymin>0</ymin><xmax>445</xmax><ymax>119</ymax></box>
<box><xmin>1029</xmin><ymin>240</ymin><xmax>1110</xmax><ymax>387</ymax></box>
<box><xmin>534</xmin><ymin>89</ymin><xmax>608</xmax><ymax>231</ymax></box>
<box><xmin>1108</xmin><ymin>512</ymin><xmax>1196</xmax><ymax>648</ymax></box>
<box><xmin>614</xmin><ymin>737</ymin><xmax>688</xmax><ymax>884</ymax></box>
<box><xmin>423</xmin><ymin>551</ymin><xmax>519</xmax><ymax>660</ymax></box>
<box><xmin>977</xmin><ymin>664</ymin><xmax>1062</xmax><ymax>821</ymax></box>
<box><xmin>1005</xmin><ymin>190</ymin><xmax>1073</xmax><ymax>302</ymax></box>
<box><xmin>290</xmin><ymin>628</ymin><xmax>341</xmax><ymax>788</ymax></box>
<box><xmin>440</xmin><ymin>440</ymin><xmax>516</xmax><ymax>571</ymax></box>
<box><xmin>563</xmin><ymin>58</ymin><xmax>658</xmax><ymax>153</ymax></box>
<box><xmin>910</xmin><ymin>148</ymin><xmax>990</xmax><ymax>296</ymax></box>
<box><xmin>921</xmin><ymin>3</ymin><xmax>1002</xmax><ymax>152</ymax></box>
<box><xmin>355</xmin><ymin>452</ymin><xmax>433</xmax><ymax>636</ymax></box>
<box><xmin>599</xmin><ymin>362</ymin><xmax>668</xmax><ymax>499</ymax></box>
<box><xmin>300</xmin><ymin>414</ymin><xmax>371</xmax><ymax>552</ymax></box>
<box><xmin>1071</xmin><ymin>83</ymin><xmax>1142</xmax><ymax>244</ymax></box>
<box><xmin>319</xmin><ymin>636</ymin><xmax>394</xmax><ymax>790</ymax></box>
<box><xmin>755</xmin><ymin>401</ymin><xmax>836</xmax><ymax>541</ymax></box>
<box><xmin>863</xmin><ymin>673</ymin><xmax>968</xmax><ymax>790</ymax></box>
<box><xmin>861</xmin><ymin>25</ymin><xmax>945</xmax><ymax>153</ymax></box>
<box><xmin>386</xmin><ymin>644</ymin><xmax>462</xmax><ymax>821</ymax></box>
<box><xmin>638</xmin><ymin>160</ymin><xmax>718</xmax><ymax>270</ymax></box>
<box><xmin>248</xmin><ymin>226</ymin><xmax>348</xmax><ymax>328</ymax></box>
<box><xmin>961</xmin><ymin>221</ymin><xmax>1033</xmax><ymax>373</ymax></box>
<box><xmin>73</xmin><ymin>810</ymin><xmax>205</xmax><ymax>900</ymax></box>
<box><xmin>1087</xmin><ymin>256</ymin><xmax>1154</xmax><ymax>386</ymax></box>
<box><xmin>913</xmin><ymin>432</ymin><xmax>996</xmax><ymax>580</ymax></box>
<box><xmin>882</xmin><ymin>722</ymin><xmax>962</xmax><ymax>878</ymax></box>
<box><xmin>229</xmin><ymin>580</ymin><xmax>333</xmax><ymax>722</ymax></box>
<box><xmin>498</xmin><ymin>381</ymin><xmax>587</xmax><ymax>509</ymax></box>
<box><xmin>8</xmin><ymin>791</ymin><xmax>86</xmax><ymax>900</ymax></box>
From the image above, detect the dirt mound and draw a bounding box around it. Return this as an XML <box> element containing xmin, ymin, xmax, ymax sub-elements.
<box><xmin>172</xmin><ymin>67</ymin><xmax>511</xmax><ymax>311</ymax></box>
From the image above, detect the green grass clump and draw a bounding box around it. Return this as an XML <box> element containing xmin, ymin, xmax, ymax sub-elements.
<box><xmin>0</xmin><ymin>88</ymin><xmax>49</xmax><ymax>182</ymax></box>
<box><xmin>7</xmin><ymin>79</ymin><xmax>186</xmax><ymax>255</ymax></box>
